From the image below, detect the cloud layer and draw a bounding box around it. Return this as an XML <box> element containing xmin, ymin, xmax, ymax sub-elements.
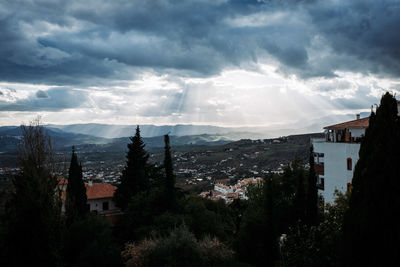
<box><xmin>0</xmin><ymin>0</ymin><xmax>399</xmax><ymax>126</ymax></box>
<box><xmin>1</xmin><ymin>0</ymin><xmax>400</xmax><ymax>85</ymax></box>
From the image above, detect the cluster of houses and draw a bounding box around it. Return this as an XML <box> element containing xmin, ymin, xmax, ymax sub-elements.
<box><xmin>200</xmin><ymin>177</ymin><xmax>263</xmax><ymax>203</ymax></box>
<box><xmin>54</xmin><ymin>100</ymin><xmax>399</xmax><ymax>214</ymax></box>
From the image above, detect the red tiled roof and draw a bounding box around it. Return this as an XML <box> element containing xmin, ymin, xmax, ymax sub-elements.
<box><xmin>58</xmin><ymin>177</ymin><xmax>116</xmax><ymax>200</ymax></box>
<box><xmin>324</xmin><ymin>117</ymin><xmax>369</xmax><ymax>130</ymax></box>
<box><xmin>85</xmin><ymin>183</ymin><xmax>116</xmax><ymax>200</ymax></box>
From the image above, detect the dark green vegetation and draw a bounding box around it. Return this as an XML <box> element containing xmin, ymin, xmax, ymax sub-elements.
<box><xmin>1</xmin><ymin>121</ymin><xmax>62</xmax><ymax>266</ymax></box>
<box><xmin>305</xmin><ymin>145</ymin><xmax>318</xmax><ymax>226</ymax></box>
<box><xmin>65</xmin><ymin>146</ymin><xmax>88</xmax><ymax>224</ymax></box>
<box><xmin>0</xmin><ymin>93</ymin><xmax>398</xmax><ymax>266</ymax></box>
<box><xmin>0</xmin><ymin>121</ymin><xmax>121</xmax><ymax>267</ymax></box>
<box><xmin>282</xmin><ymin>191</ymin><xmax>349</xmax><ymax>267</ymax></box>
<box><xmin>281</xmin><ymin>92</ymin><xmax>400</xmax><ymax>267</ymax></box>
<box><xmin>342</xmin><ymin>92</ymin><xmax>400</xmax><ymax>266</ymax></box>
<box><xmin>114</xmin><ymin>126</ymin><xmax>153</xmax><ymax>211</ymax></box>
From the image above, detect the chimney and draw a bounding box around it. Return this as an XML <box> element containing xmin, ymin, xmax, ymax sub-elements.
<box><xmin>356</xmin><ymin>114</ymin><xmax>360</xmax><ymax>120</ymax></box>
<box><xmin>88</xmin><ymin>178</ymin><xmax>93</xmax><ymax>187</ymax></box>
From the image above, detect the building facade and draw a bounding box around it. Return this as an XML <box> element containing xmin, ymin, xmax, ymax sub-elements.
<box><xmin>312</xmin><ymin>116</ymin><xmax>368</xmax><ymax>202</ymax></box>
<box><xmin>85</xmin><ymin>180</ymin><xmax>119</xmax><ymax>215</ymax></box>
<box><xmin>313</xmin><ymin>101</ymin><xmax>400</xmax><ymax>203</ymax></box>
<box><xmin>59</xmin><ymin>178</ymin><xmax>120</xmax><ymax>215</ymax></box>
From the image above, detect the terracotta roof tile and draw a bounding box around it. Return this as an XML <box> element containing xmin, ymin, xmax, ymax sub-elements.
<box><xmin>324</xmin><ymin>117</ymin><xmax>369</xmax><ymax>130</ymax></box>
<box><xmin>85</xmin><ymin>183</ymin><xmax>116</xmax><ymax>200</ymax></box>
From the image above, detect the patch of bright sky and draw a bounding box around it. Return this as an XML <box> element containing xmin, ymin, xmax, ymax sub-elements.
<box><xmin>0</xmin><ymin>65</ymin><xmax>399</xmax><ymax>127</ymax></box>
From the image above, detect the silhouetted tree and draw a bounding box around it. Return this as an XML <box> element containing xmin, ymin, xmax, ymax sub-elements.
<box><xmin>63</xmin><ymin>214</ymin><xmax>121</xmax><ymax>267</ymax></box>
<box><xmin>114</xmin><ymin>126</ymin><xmax>150</xmax><ymax>210</ymax></box>
<box><xmin>282</xmin><ymin>191</ymin><xmax>349</xmax><ymax>267</ymax></box>
<box><xmin>2</xmin><ymin>119</ymin><xmax>62</xmax><ymax>266</ymax></box>
<box><xmin>163</xmin><ymin>134</ymin><xmax>176</xmax><ymax>210</ymax></box>
<box><xmin>66</xmin><ymin>146</ymin><xmax>87</xmax><ymax>224</ymax></box>
<box><xmin>236</xmin><ymin>178</ymin><xmax>280</xmax><ymax>266</ymax></box>
<box><xmin>343</xmin><ymin>92</ymin><xmax>400</xmax><ymax>266</ymax></box>
<box><xmin>293</xmin><ymin>161</ymin><xmax>306</xmax><ymax>223</ymax></box>
<box><xmin>263</xmin><ymin>176</ymin><xmax>280</xmax><ymax>266</ymax></box>
<box><xmin>305</xmin><ymin>145</ymin><xmax>318</xmax><ymax>226</ymax></box>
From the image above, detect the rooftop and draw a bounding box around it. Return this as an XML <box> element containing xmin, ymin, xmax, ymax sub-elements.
<box><xmin>85</xmin><ymin>183</ymin><xmax>116</xmax><ymax>200</ymax></box>
<box><xmin>324</xmin><ymin>117</ymin><xmax>369</xmax><ymax>130</ymax></box>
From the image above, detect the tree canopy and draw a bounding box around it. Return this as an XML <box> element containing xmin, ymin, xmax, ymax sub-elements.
<box><xmin>305</xmin><ymin>145</ymin><xmax>318</xmax><ymax>226</ymax></box>
<box><xmin>163</xmin><ymin>134</ymin><xmax>176</xmax><ymax>210</ymax></box>
<box><xmin>66</xmin><ymin>146</ymin><xmax>88</xmax><ymax>224</ymax></box>
<box><xmin>2</xmin><ymin>119</ymin><xmax>62</xmax><ymax>266</ymax></box>
<box><xmin>114</xmin><ymin>126</ymin><xmax>150</xmax><ymax>210</ymax></box>
<box><xmin>343</xmin><ymin>92</ymin><xmax>400</xmax><ymax>266</ymax></box>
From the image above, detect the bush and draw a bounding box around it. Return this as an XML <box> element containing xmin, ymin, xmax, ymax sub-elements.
<box><xmin>122</xmin><ymin>225</ymin><xmax>234</xmax><ymax>267</ymax></box>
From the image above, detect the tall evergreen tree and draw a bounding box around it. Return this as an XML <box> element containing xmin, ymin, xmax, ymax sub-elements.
<box><xmin>65</xmin><ymin>146</ymin><xmax>87</xmax><ymax>224</ymax></box>
<box><xmin>305</xmin><ymin>145</ymin><xmax>318</xmax><ymax>226</ymax></box>
<box><xmin>342</xmin><ymin>92</ymin><xmax>400</xmax><ymax>266</ymax></box>
<box><xmin>163</xmin><ymin>134</ymin><xmax>176</xmax><ymax>210</ymax></box>
<box><xmin>293</xmin><ymin>161</ymin><xmax>307</xmax><ymax>223</ymax></box>
<box><xmin>114</xmin><ymin>126</ymin><xmax>150</xmax><ymax>210</ymax></box>
<box><xmin>2</xmin><ymin>120</ymin><xmax>62</xmax><ymax>266</ymax></box>
<box><xmin>263</xmin><ymin>176</ymin><xmax>280</xmax><ymax>266</ymax></box>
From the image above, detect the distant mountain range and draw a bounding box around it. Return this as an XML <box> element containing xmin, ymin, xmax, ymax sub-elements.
<box><xmin>47</xmin><ymin>124</ymin><xmax>269</xmax><ymax>139</ymax></box>
<box><xmin>0</xmin><ymin>126</ymin><xmax>236</xmax><ymax>153</ymax></box>
<box><xmin>0</xmin><ymin>112</ymin><xmax>369</xmax><ymax>153</ymax></box>
<box><xmin>48</xmin><ymin>112</ymin><xmax>367</xmax><ymax>137</ymax></box>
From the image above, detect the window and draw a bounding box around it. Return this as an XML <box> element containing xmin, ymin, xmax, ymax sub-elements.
<box><xmin>86</xmin><ymin>204</ymin><xmax>91</xmax><ymax>211</ymax></box>
<box><xmin>102</xmin><ymin>201</ymin><xmax>109</xmax><ymax>211</ymax></box>
<box><xmin>347</xmin><ymin>158</ymin><xmax>352</xmax><ymax>170</ymax></box>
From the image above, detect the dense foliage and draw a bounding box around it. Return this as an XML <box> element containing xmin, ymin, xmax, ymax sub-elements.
<box><xmin>343</xmin><ymin>92</ymin><xmax>400</xmax><ymax>266</ymax></box>
<box><xmin>114</xmin><ymin>126</ymin><xmax>151</xmax><ymax>210</ymax></box>
<box><xmin>282</xmin><ymin>191</ymin><xmax>349</xmax><ymax>267</ymax></box>
<box><xmin>305</xmin><ymin>145</ymin><xmax>318</xmax><ymax>226</ymax></box>
<box><xmin>122</xmin><ymin>225</ymin><xmax>234</xmax><ymax>267</ymax></box>
<box><xmin>1</xmin><ymin>120</ymin><xmax>62</xmax><ymax>266</ymax></box>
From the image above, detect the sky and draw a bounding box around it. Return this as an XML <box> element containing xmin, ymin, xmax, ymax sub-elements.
<box><xmin>0</xmin><ymin>0</ymin><xmax>399</xmax><ymax>127</ymax></box>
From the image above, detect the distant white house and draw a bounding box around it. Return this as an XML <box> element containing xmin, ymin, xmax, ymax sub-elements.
<box><xmin>312</xmin><ymin>100</ymin><xmax>400</xmax><ymax>203</ymax></box>
<box><xmin>59</xmin><ymin>178</ymin><xmax>120</xmax><ymax>215</ymax></box>
<box><xmin>85</xmin><ymin>180</ymin><xmax>119</xmax><ymax>215</ymax></box>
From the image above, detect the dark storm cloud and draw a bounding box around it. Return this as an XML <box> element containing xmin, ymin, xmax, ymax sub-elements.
<box><xmin>0</xmin><ymin>87</ymin><xmax>88</xmax><ymax>111</ymax></box>
<box><xmin>35</xmin><ymin>90</ymin><xmax>49</xmax><ymax>98</ymax></box>
<box><xmin>0</xmin><ymin>0</ymin><xmax>399</xmax><ymax>86</ymax></box>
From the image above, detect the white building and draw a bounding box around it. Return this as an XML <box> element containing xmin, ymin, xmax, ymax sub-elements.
<box><xmin>312</xmin><ymin>101</ymin><xmax>400</xmax><ymax>203</ymax></box>
<box><xmin>85</xmin><ymin>180</ymin><xmax>119</xmax><ymax>215</ymax></box>
<box><xmin>59</xmin><ymin>178</ymin><xmax>120</xmax><ymax>216</ymax></box>
<box><xmin>312</xmin><ymin>116</ymin><xmax>369</xmax><ymax>202</ymax></box>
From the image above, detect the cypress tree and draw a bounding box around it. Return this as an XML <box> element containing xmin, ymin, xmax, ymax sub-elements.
<box><xmin>293</xmin><ymin>161</ymin><xmax>307</xmax><ymax>223</ymax></box>
<box><xmin>163</xmin><ymin>134</ymin><xmax>176</xmax><ymax>209</ymax></box>
<box><xmin>65</xmin><ymin>146</ymin><xmax>87</xmax><ymax>224</ymax></box>
<box><xmin>114</xmin><ymin>126</ymin><xmax>150</xmax><ymax>210</ymax></box>
<box><xmin>342</xmin><ymin>92</ymin><xmax>400</xmax><ymax>266</ymax></box>
<box><xmin>305</xmin><ymin>145</ymin><xmax>318</xmax><ymax>226</ymax></box>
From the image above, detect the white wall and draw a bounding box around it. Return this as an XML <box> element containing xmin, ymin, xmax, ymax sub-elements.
<box><xmin>313</xmin><ymin>141</ymin><xmax>360</xmax><ymax>203</ymax></box>
<box><xmin>87</xmin><ymin>197</ymin><xmax>118</xmax><ymax>213</ymax></box>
